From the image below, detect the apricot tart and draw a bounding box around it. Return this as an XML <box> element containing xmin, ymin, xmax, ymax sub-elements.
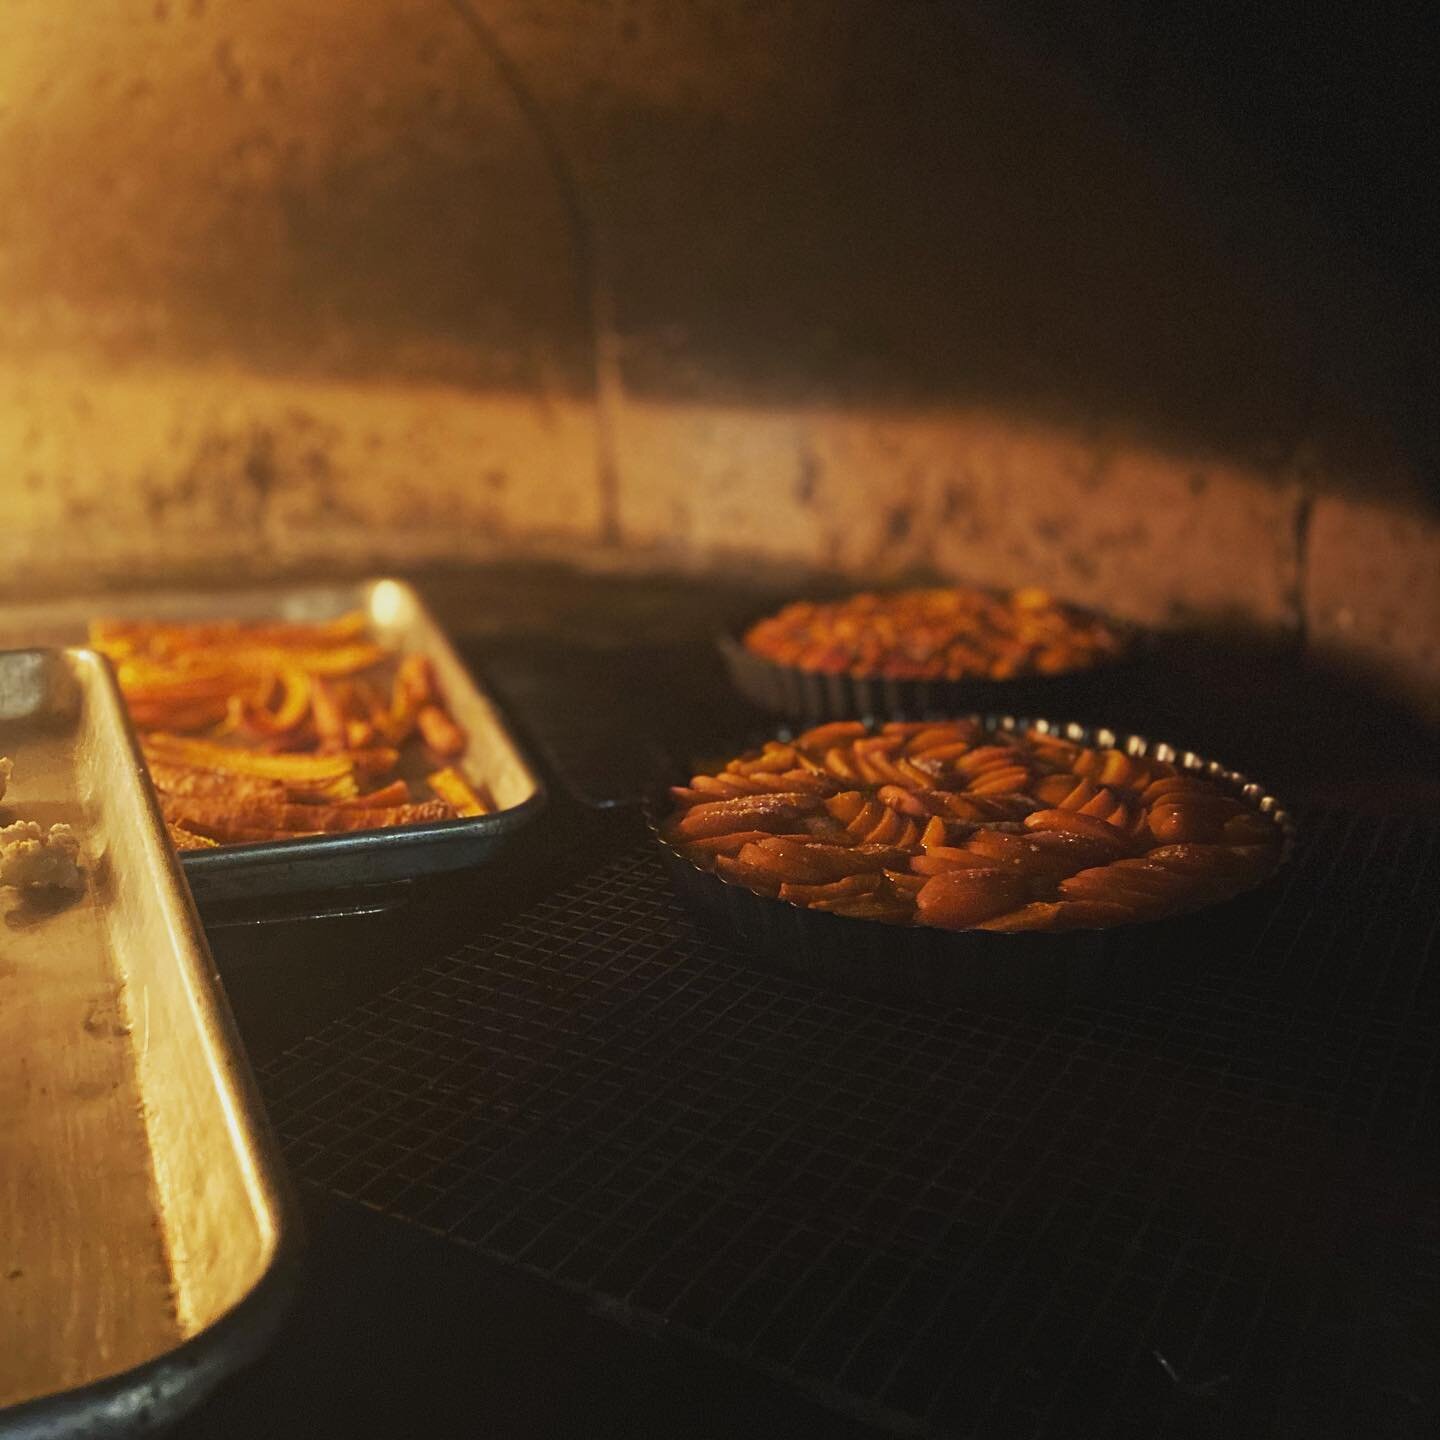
<box><xmin>723</xmin><ymin>587</ymin><xmax>1134</xmax><ymax>723</ymax></box>
<box><xmin>743</xmin><ymin>587</ymin><xmax>1125</xmax><ymax>680</ymax></box>
<box><xmin>657</xmin><ymin>719</ymin><xmax>1287</xmax><ymax>935</ymax></box>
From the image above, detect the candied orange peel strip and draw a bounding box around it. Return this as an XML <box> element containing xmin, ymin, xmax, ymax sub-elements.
<box><xmin>427</xmin><ymin>766</ymin><xmax>489</xmax><ymax>817</ymax></box>
<box><xmin>417</xmin><ymin>704</ymin><xmax>466</xmax><ymax>758</ymax></box>
<box><xmin>143</xmin><ymin>734</ymin><xmax>359</xmax><ymax>799</ymax></box>
<box><xmin>337</xmin><ymin>780</ymin><xmax>412</xmax><ymax>809</ymax></box>
<box><xmin>240</xmin><ymin>666</ymin><xmax>313</xmax><ymax>737</ymax></box>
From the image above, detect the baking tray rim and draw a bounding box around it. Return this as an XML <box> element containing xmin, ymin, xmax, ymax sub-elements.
<box><xmin>0</xmin><ymin>1249</ymin><xmax>300</xmax><ymax>1439</ymax></box>
<box><xmin>646</xmin><ymin>712</ymin><xmax>1297</xmax><ymax>944</ymax></box>
<box><xmin>177</xmin><ymin>784</ymin><xmax>546</xmax><ymax>875</ymax></box>
<box><xmin>0</xmin><ymin>646</ymin><xmax>302</xmax><ymax>1436</ymax></box>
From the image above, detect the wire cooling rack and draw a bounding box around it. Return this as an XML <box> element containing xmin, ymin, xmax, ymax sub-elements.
<box><xmin>259</xmin><ymin>809</ymin><xmax>1439</xmax><ymax>1438</ymax></box>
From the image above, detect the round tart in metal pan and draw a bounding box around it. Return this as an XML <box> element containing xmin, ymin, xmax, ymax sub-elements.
<box><xmin>717</xmin><ymin>611</ymin><xmax>1150</xmax><ymax>726</ymax></box>
<box><xmin>648</xmin><ymin>716</ymin><xmax>1295</xmax><ymax>1007</ymax></box>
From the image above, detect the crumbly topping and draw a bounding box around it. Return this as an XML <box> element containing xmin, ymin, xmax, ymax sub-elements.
<box><xmin>0</xmin><ymin>819</ymin><xmax>83</xmax><ymax>891</ymax></box>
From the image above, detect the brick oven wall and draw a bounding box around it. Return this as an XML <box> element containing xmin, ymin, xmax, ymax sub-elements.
<box><xmin>1</xmin><ymin>1</ymin><xmax>1435</xmax><ymax>713</ymax></box>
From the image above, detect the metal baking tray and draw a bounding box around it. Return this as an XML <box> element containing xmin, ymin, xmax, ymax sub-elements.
<box><xmin>0</xmin><ymin>648</ymin><xmax>298</xmax><ymax>1436</ymax></box>
<box><xmin>0</xmin><ymin>579</ymin><xmax>546</xmax><ymax>904</ymax></box>
<box><xmin>648</xmin><ymin>714</ymin><xmax>1296</xmax><ymax>1005</ymax></box>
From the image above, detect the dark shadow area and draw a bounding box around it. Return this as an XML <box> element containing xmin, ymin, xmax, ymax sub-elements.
<box><xmin>984</xmin><ymin>0</ymin><xmax>1440</xmax><ymax>332</ymax></box>
<box><xmin>1</xmin><ymin>883</ymin><xmax>85</xmax><ymax>930</ymax></box>
<box><xmin>973</xmin><ymin>0</ymin><xmax>1440</xmax><ymax>495</ymax></box>
<box><xmin>209</xmin><ymin>785</ymin><xmax>625</xmax><ymax>1070</ymax></box>
<box><xmin>609</xmin><ymin>1</ymin><xmax>1323</xmax><ymax>467</ymax></box>
<box><xmin>603</xmin><ymin>1</ymin><xmax>1436</xmax><ymax>499</ymax></box>
<box><xmin>178</xmin><ymin>1185</ymin><xmax>880</xmax><ymax>1440</ymax></box>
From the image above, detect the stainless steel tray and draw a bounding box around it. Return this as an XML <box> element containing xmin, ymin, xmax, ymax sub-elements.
<box><xmin>0</xmin><ymin>648</ymin><xmax>298</xmax><ymax>1436</ymax></box>
<box><xmin>0</xmin><ymin>580</ymin><xmax>546</xmax><ymax>904</ymax></box>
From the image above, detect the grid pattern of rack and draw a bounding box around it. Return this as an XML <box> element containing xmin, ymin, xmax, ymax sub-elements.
<box><xmin>259</xmin><ymin>809</ymin><xmax>1439</xmax><ymax>1438</ymax></box>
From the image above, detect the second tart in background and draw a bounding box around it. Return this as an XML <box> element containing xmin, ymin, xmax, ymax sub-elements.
<box><xmin>721</xmin><ymin>585</ymin><xmax>1139</xmax><ymax>723</ymax></box>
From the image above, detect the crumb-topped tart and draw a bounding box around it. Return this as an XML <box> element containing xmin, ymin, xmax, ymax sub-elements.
<box><xmin>659</xmin><ymin>720</ymin><xmax>1283</xmax><ymax>932</ymax></box>
<box><xmin>741</xmin><ymin>586</ymin><xmax>1126</xmax><ymax>681</ymax></box>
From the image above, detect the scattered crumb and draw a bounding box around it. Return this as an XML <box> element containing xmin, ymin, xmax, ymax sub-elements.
<box><xmin>0</xmin><ymin>820</ymin><xmax>83</xmax><ymax>892</ymax></box>
<box><xmin>0</xmin><ymin>755</ymin><xmax>84</xmax><ymax>891</ymax></box>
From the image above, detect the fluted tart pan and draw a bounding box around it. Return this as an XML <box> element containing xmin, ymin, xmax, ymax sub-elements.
<box><xmin>718</xmin><ymin>618</ymin><xmax>1148</xmax><ymax>726</ymax></box>
<box><xmin>648</xmin><ymin>715</ymin><xmax>1295</xmax><ymax>1006</ymax></box>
